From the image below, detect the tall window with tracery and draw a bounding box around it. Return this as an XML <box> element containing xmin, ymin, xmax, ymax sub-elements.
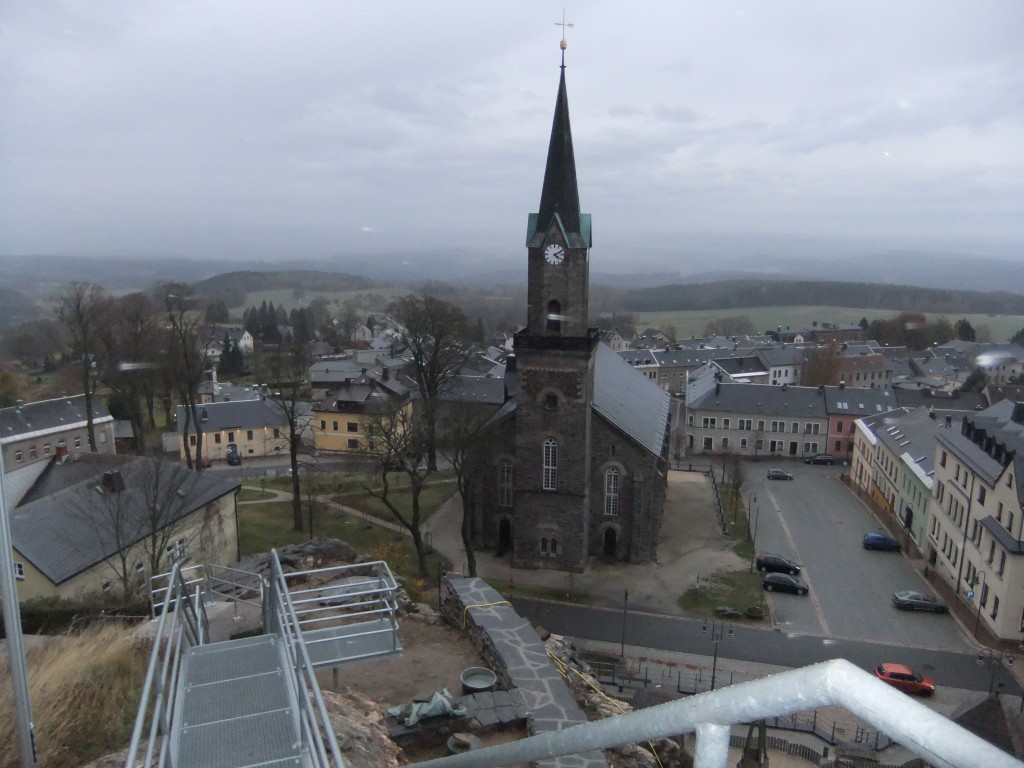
<box><xmin>543</xmin><ymin>438</ymin><xmax>558</xmax><ymax>490</ymax></box>
<box><xmin>498</xmin><ymin>462</ymin><xmax>513</xmax><ymax>507</ymax></box>
<box><xmin>604</xmin><ymin>468</ymin><xmax>620</xmax><ymax>516</ymax></box>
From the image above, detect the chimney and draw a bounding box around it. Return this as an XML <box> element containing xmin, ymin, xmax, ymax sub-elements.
<box><xmin>945</xmin><ymin>415</ymin><xmax>953</xmax><ymax>427</ymax></box>
<box><xmin>382</xmin><ymin>367</ymin><xmax>390</xmax><ymax>381</ymax></box>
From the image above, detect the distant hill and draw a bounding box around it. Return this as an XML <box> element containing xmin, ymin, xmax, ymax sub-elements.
<box><xmin>193</xmin><ymin>270</ymin><xmax>377</xmax><ymax>308</ymax></box>
<box><xmin>623</xmin><ymin>279</ymin><xmax>1024</xmax><ymax>315</ymax></box>
<box><xmin>0</xmin><ymin>287</ymin><xmax>44</xmax><ymax>327</ymax></box>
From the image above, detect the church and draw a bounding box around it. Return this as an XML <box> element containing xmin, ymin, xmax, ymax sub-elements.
<box><xmin>474</xmin><ymin>46</ymin><xmax>671</xmax><ymax>572</ymax></box>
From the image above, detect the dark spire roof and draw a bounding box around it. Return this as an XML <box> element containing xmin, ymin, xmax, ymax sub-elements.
<box><xmin>536</xmin><ymin>64</ymin><xmax>581</xmax><ymax>236</ymax></box>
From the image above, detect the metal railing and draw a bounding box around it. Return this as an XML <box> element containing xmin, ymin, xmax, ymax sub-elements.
<box><xmin>265</xmin><ymin>549</ymin><xmax>345</xmax><ymax>768</ymax></box>
<box><xmin>125</xmin><ymin>564</ymin><xmax>210</xmax><ymax>768</ymax></box>
<box><xmin>406</xmin><ymin>658</ymin><xmax>1021</xmax><ymax>768</ymax></box>
<box><xmin>206</xmin><ymin>562</ymin><xmax>266</xmax><ymax>609</ymax></box>
<box><xmin>148</xmin><ymin>563</ymin><xmax>207</xmax><ymax>620</ymax></box>
<box><xmin>274</xmin><ymin>559</ymin><xmax>401</xmax><ymax>662</ymax></box>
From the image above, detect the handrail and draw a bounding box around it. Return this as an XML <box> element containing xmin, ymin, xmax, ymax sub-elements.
<box><xmin>148</xmin><ymin>563</ymin><xmax>206</xmax><ymax>620</ymax></box>
<box><xmin>407</xmin><ymin>658</ymin><xmax>1021</xmax><ymax>768</ymax></box>
<box><xmin>267</xmin><ymin>549</ymin><xmax>345</xmax><ymax>768</ymax></box>
<box><xmin>206</xmin><ymin>562</ymin><xmax>266</xmax><ymax>608</ymax></box>
<box><xmin>125</xmin><ymin>564</ymin><xmax>211</xmax><ymax>768</ymax></box>
<box><xmin>278</xmin><ymin>560</ymin><xmax>401</xmax><ymax>656</ymax></box>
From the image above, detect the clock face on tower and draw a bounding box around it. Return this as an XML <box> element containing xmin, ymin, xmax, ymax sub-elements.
<box><xmin>544</xmin><ymin>243</ymin><xmax>565</xmax><ymax>265</ymax></box>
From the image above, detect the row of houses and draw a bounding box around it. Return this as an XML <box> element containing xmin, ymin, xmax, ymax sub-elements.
<box><xmin>849</xmin><ymin>401</ymin><xmax>1024</xmax><ymax>642</ymax></box>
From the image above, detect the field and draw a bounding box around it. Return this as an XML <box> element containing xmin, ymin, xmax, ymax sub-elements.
<box><xmin>636</xmin><ymin>305</ymin><xmax>1024</xmax><ymax>342</ymax></box>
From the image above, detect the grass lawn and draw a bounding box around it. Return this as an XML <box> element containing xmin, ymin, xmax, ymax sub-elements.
<box><xmin>238</xmin><ymin>498</ymin><xmax>450</xmax><ymax>597</ymax></box>
<box><xmin>483</xmin><ymin>578</ymin><xmax>590</xmax><ymax>605</ymax></box>
<box><xmin>331</xmin><ymin>477</ymin><xmax>457</xmax><ymax>524</ymax></box>
<box><xmin>237</xmin><ymin>487</ymin><xmax>277</xmax><ymax>502</ymax></box>
<box><xmin>678</xmin><ymin>569</ymin><xmax>768</xmax><ymax>623</ymax></box>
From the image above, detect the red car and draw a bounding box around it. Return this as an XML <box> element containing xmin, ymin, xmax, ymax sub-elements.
<box><xmin>873</xmin><ymin>663</ymin><xmax>935</xmax><ymax>696</ymax></box>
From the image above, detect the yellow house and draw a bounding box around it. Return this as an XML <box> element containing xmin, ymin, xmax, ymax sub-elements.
<box><xmin>313</xmin><ymin>371</ymin><xmax>410</xmax><ymax>454</ymax></box>
<box><xmin>9</xmin><ymin>454</ymin><xmax>240</xmax><ymax>602</ymax></box>
<box><xmin>176</xmin><ymin>398</ymin><xmax>291</xmax><ymax>462</ymax></box>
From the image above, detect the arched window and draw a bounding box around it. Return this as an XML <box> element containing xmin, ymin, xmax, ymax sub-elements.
<box><xmin>604</xmin><ymin>468</ymin><xmax>620</xmax><ymax>516</ymax></box>
<box><xmin>498</xmin><ymin>462</ymin><xmax>513</xmax><ymax>507</ymax></box>
<box><xmin>543</xmin><ymin>438</ymin><xmax>558</xmax><ymax>490</ymax></box>
<box><xmin>550</xmin><ymin>538</ymin><xmax>558</xmax><ymax>555</ymax></box>
<box><xmin>546</xmin><ymin>300</ymin><xmax>561</xmax><ymax>334</ymax></box>
<box><xmin>540</xmin><ymin>537</ymin><xmax>548</xmax><ymax>555</ymax></box>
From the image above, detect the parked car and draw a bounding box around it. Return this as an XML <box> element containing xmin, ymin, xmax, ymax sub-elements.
<box><xmin>755</xmin><ymin>553</ymin><xmax>801</xmax><ymax>575</ymax></box>
<box><xmin>873</xmin><ymin>663</ymin><xmax>935</xmax><ymax>696</ymax></box>
<box><xmin>892</xmin><ymin>590</ymin><xmax>948</xmax><ymax>613</ymax></box>
<box><xmin>226</xmin><ymin>443</ymin><xmax>241</xmax><ymax>466</ymax></box>
<box><xmin>863</xmin><ymin>532</ymin><xmax>901</xmax><ymax>551</ymax></box>
<box><xmin>762</xmin><ymin>573</ymin><xmax>808</xmax><ymax>595</ymax></box>
<box><xmin>804</xmin><ymin>453</ymin><xmax>835</xmax><ymax>465</ymax></box>
<box><xmin>767</xmin><ymin>468</ymin><xmax>794</xmax><ymax>481</ymax></box>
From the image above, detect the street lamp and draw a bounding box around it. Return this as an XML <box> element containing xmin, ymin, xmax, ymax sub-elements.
<box><xmin>739</xmin><ymin>491</ymin><xmax>756</xmax><ymax>527</ymax></box>
<box><xmin>970</xmin><ymin>571</ymin><xmax>987</xmax><ymax>639</ymax></box>
<box><xmin>702</xmin><ymin>619</ymin><xmax>734</xmax><ymax>691</ymax></box>
<box><xmin>748</xmin><ymin>502</ymin><xmax>761</xmax><ymax>572</ymax></box>
<box><xmin>977</xmin><ymin>649</ymin><xmax>1014</xmax><ymax>695</ymax></box>
<box><xmin>619</xmin><ymin>589</ymin><xmax>629</xmax><ymax>662</ymax></box>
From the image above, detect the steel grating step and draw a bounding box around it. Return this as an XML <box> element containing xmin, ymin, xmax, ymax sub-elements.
<box><xmin>178</xmin><ymin>709</ymin><xmax>304</xmax><ymax>768</ymax></box>
<box><xmin>174</xmin><ymin>634</ymin><xmax>304</xmax><ymax>768</ymax></box>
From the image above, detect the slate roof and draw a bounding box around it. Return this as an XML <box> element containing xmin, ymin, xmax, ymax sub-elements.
<box><xmin>12</xmin><ymin>456</ymin><xmax>239</xmax><ymax>585</ymax></box>
<box><xmin>756</xmin><ymin>346</ymin><xmax>809</xmax><ymax>367</ymax></box>
<box><xmin>894</xmin><ymin>389</ymin><xmax>989</xmax><ymax>411</ymax></box>
<box><xmin>824</xmin><ymin>387</ymin><xmax>899</xmax><ymax>416</ymax></box>
<box><xmin>688</xmin><ymin>382</ymin><xmax>829</xmax><ymax>419</ymax></box>
<box><xmin>593</xmin><ymin>344</ymin><xmax>671</xmax><ymax>458</ymax></box>
<box><xmin>439</xmin><ymin>376</ymin><xmax>507</xmax><ymax>406</ymax></box>
<box><xmin>651</xmin><ymin>348</ymin><xmax>714</xmax><ymax>368</ymax></box>
<box><xmin>866</xmin><ymin>406</ymin><xmax>964</xmax><ymax>490</ymax></box>
<box><xmin>175</xmin><ymin>399</ymin><xmax>289</xmax><ymax>433</ymax></box>
<box><xmin>0</xmin><ymin>394</ymin><xmax>113</xmax><ymax>445</ymax></box>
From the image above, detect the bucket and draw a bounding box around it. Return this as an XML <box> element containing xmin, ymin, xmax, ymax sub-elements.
<box><xmin>460</xmin><ymin>666</ymin><xmax>496</xmax><ymax>695</ymax></box>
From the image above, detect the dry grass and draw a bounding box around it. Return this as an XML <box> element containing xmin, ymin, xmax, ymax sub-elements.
<box><xmin>0</xmin><ymin>623</ymin><xmax>150</xmax><ymax>768</ymax></box>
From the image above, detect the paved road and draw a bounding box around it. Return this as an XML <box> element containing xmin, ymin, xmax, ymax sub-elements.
<box><xmin>749</xmin><ymin>464</ymin><xmax>970</xmax><ymax>651</ymax></box>
<box><xmin>511</xmin><ymin>596</ymin><xmax>1023</xmax><ymax>697</ymax></box>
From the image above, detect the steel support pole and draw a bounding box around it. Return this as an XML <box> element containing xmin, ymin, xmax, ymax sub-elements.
<box><xmin>0</xmin><ymin>450</ymin><xmax>37</xmax><ymax>766</ymax></box>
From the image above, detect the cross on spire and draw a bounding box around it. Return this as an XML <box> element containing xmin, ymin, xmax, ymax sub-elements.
<box><xmin>554</xmin><ymin>11</ymin><xmax>573</xmax><ymax>66</ymax></box>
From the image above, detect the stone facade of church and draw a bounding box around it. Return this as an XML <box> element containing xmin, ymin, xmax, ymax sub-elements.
<box><xmin>472</xmin><ymin>55</ymin><xmax>670</xmax><ymax>573</ymax></box>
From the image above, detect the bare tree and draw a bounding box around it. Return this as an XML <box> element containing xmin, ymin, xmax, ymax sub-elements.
<box><xmin>438</xmin><ymin>407</ymin><xmax>494</xmax><ymax>577</ymax></box>
<box><xmin>52</xmin><ymin>282</ymin><xmax>111</xmax><ymax>451</ymax></box>
<box><xmin>158</xmin><ymin>282</ymin><xmax>207</xmax><ymax>470</ymax></box>
<box><xmin>388</xmin><ymin>295</ymin><xmax>468</xmax><ymax>471</ymax></box>
<box><xmin>800</xmin><ymin>343</ymin><xmax>840</xmax><ymax>387</ymax></box>
<box><xmin>261</xmin><ymin>336</ymin><xmax>313</xmax><ymax>531</ymax></box>
<box><xmin>365</xmin><ymin>404</ymin><xmax>433</xmax><ymax>578</ymax></box>
<box><xmin>100</xmin><ymin>292</ymin><xmax>163</xmax><ymax>453</ymax></box>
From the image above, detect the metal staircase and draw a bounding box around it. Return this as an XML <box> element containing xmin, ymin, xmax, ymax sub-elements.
<box><xmin>125</xmin><ymin>552</ymin><xmax>402</xmax><ymax>768</ymax></box>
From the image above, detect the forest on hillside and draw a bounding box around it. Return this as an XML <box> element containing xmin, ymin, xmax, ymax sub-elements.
<box><xmin>623</xmin><ymin>280</ymin><xmax>1024</xmax><ymax>315</ymax></box>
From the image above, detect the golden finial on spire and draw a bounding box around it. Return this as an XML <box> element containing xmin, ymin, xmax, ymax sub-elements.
<box><xmin>555</xmin><ymin>10</ymin><xmax>573</xmax><ymax>53</ymax></box>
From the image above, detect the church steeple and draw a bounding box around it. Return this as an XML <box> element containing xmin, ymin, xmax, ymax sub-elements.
<box><xmin>536</xmin><ymin>65</ymin><xmax>581</xmax><ymax>237</ymax></box>
<box><xmin>526</xmin><ymin>55</ymin><xmax>591</xmax><ymax>250</ymax></box>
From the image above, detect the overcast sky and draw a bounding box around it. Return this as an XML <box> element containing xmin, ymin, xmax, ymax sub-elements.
<box><xmin>2</xmin><ymin>1</ymin><xmax>1023</xmax><ymax>265</ymax></box>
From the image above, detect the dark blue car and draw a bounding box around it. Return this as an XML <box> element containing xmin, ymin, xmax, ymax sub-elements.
<box><xmin>863</xmin><ymin>531</ymin><xmax>901</xmax><ymax>551</ymax></box>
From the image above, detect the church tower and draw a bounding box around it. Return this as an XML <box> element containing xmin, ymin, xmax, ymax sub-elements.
<box><xmin>511</xmin><ymin>41</ymin><xmax>599</xmax><ymax>572</ymax></box>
